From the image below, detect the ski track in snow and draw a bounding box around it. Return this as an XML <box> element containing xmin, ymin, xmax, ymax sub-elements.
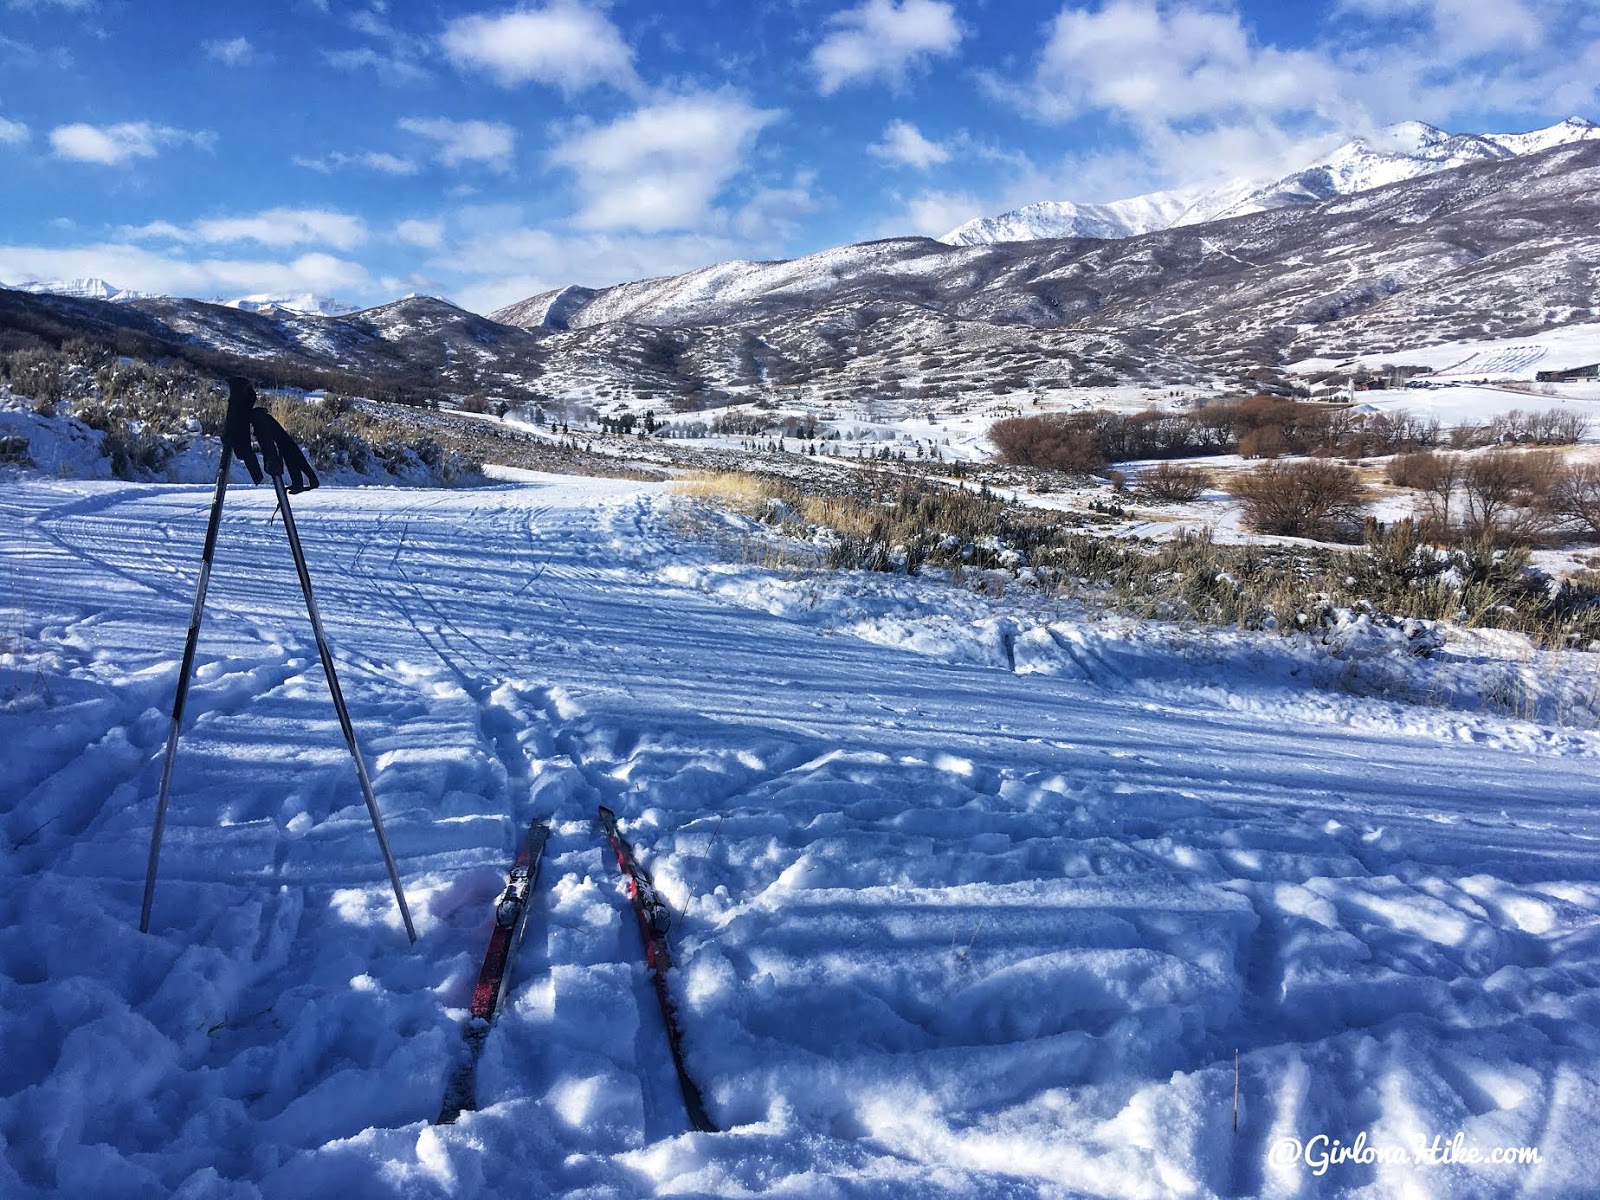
<box><xmin>3</xmin><ymin>475</ymin><xmax>1600</xmax><ymax>1198</ymax></box>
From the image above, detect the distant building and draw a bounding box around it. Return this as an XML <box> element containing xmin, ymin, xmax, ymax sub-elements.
<box><xmin>1535</xmin><ymin>364</ymin><xmax>1599</xmax><ymax>382</ymax></box>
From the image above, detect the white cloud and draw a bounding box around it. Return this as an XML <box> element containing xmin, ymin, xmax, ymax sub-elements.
<box><xmin>395</xmin><ymin>219</ymin><xmax>445</xmax><ymax>248</ymax></box>
<box><xmin>122</xmin><ymin>208</ymin><xmax>369</xmax><ymax>251</ymax></box>
<box><xmin>0</xmin><ymin>115</ymin><xmax>28</xmax><ymax>145</ymax></box>
<box><xmin>444</xmin><ymin>226</ymin><xmax>752</xmax><ymax>313</ymax></box>
<box><xmin>398</xmin><ymin>117</ymin><xmax>517</xmax><ymax>172</ymax></box>
<box><xmin>0</xmin><ymin>241</ymin><xmax>371</xmax><ymax>300</ymax></box>
<box><xmin>810</xmin><ymin>0</ymin><xmax>963</xmax><ymax>94</ymax></box>
<box><xmin>326</xmin><ymin>7</ymin><xmax>431</xmax><ymax>84</ymax></box>
<box><xmin>295</xmin><ymin>150</ymin><xmax>417</xmax><ymax>175</ymax></box>
<box><xmin>325</xmin><ymin>46</ymin><xmax>431</xmax><ymax>84</ymax></box>
<box><xmin>549</xmin><ymin>93</ymin><xmax>780</xmax><ymax>232</ymax></box>
<box><xmin>1335</xmin><ymin>0</ymin><xmax>1544</xmax><ymax>55</ymax></box>
<box><xmin>49</xmin><ymin>122</ymin><xmax>214</xmax><ymax>166</ymax></box>
<box><xmin>441</xmin><ymin>3</ymin><xmax>639</xmax><ymax>93</ymax></box>
<box><xmin>869</xmin><ymin>119</ymin><xmax>950</xmax><ymax>169</ymax></box>
<box><xmin>203</xmin><ymin>36</ymin><xmax>255</xmax><ymax>66</ymax></box>
<box><xmin>733</xmin><ymin>172</ymin><xmax>822</xmax><ymax>241</ymax></box>
<box><xmin>1020</xmin><ymin>1</ymin><xmax>1341</xmax><ymax>126</ymax></box>
<box><xmin>873</xmin><ymin>188</ymin><xmax>985</xmax><ymax>238</ymax></box>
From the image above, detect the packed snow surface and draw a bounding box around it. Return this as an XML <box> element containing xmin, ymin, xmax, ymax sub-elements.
<box><xmin>4</xmin><ymin>473</ymin><xmax>1599</xmax><ymax>1198</ymax></box>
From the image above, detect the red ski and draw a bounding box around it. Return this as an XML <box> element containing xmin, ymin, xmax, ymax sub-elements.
<box><xmin>437</xmin><ymin>818</ymin><xmax>550</xmax><ymax>1124</ymax></box>
<box><xmin>597</xmin><ymin>805</ymin><xmax>717</xmax><ymax>1133</ymax></box>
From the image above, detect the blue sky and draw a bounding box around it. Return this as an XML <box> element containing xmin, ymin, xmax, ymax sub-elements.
<box><xmin>1</xmin><ymin>0</ymin><xmax>1596</xmax><ymax>313</ymax></box>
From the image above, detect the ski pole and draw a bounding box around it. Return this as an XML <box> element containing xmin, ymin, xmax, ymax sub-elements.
<box><xmin>272</xmin><ymin>472</ymin><xmax>418</xmax><ymax>944</ymax></box>
<box><xmin>140</xmin><ymin>442</ymin><xmax>234</xmax><ymax>934</ymax></box>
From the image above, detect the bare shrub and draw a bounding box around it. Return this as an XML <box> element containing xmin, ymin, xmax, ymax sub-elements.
<box><xmin>1548</xmin><ymin>462</ymin><xmax>1600</xmax><ymax>536</ymax></box>
<box><xmin>1386</xmin><ymin>450</ymin><xmax>1448</xmax><ymax>490</ymax></box>
<box><xmin>1139</xmin><ymin>461</ymin><xmax>1212</xmax><ymax>502</ymax></box>
<box><xmin>1233</xmin><ymin>459</ymin><xmax>1369</xmax><ymax>541</ymax></box>
<box><xmin>1237</xmin><ymin>425</ymin><xmax>1285</xmax><ymax>459</ymax></box>
<box><xmin>1488</xmin><ymin>408</ymin><xmax>1591</xmax><ymax>446</ymax></box>
<box><xmin>989</xmin><ymin>415</ymin><xmax>1105</xmax><ymax>473</ymax></box>
<box><xmin>4</xmin><ymin>349</ymin><xmax>67</xmax><ymax>409</ymax></box>
<box><xmin>0</xmin><ymin>434</ymin><xmax>31</xmax><ymax>466</ymax></box>
<box><xmin>1458</xmin><ymin>450</ymin><xmax>1562</xmax><ymax>545</ymax></box>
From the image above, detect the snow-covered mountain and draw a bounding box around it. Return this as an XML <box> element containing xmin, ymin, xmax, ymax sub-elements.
<box><xmin>7</xmin><ymin>135</ymin><xmax>1600</xmax><ymax>407</ymax></box>
<box><xmin>221</xmin><ymin>292</ymin><xmax>358</xmax><ymax>317</ymax></box>
<box><xmin>4</xmin><ymin>277</ymin><xmax>356</xmax><ymax>317</ymax></box>
<box><xmin>6</xmin><ymin>277</ymin><xmax>152</xmax><ymax>303</ymax></box>
<box><xmin>942</xmin><ymin>117</ymin><xmax>1600</xmax><ymax>246</ymax></box>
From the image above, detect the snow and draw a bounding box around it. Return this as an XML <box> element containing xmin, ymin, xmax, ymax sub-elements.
<box><xmin>0</xmin><ymin>396</ymin><xmax>482</xmax><ymax>489</ymax></box>
<box><xmin>1</xmin><ymin>279</ymin><xmax>354</xmax><ymax>315</ymax></box>
<box><xmin>3</xmin><ymin>277</ymin><xmax>151</xmax><ymax>303</ymax></box>
<box><xmin>222</xmin><ymin>294</ymin><xmax>358</xmax><ymax>318</ymax></box>
<box><xmin>1289</xmin><ymin>320</ymin><xmax>1600</xmax><ymax>382</ymax></box>
<box><xmin>942</xmin><ymin>117</ymin><xmax>1600</xmax><ymax>247</ymax></box>
<box><xmin>4</xmin><ymin>471</ymin><xmax>1599</xmax><ymax>1197</ymax></box>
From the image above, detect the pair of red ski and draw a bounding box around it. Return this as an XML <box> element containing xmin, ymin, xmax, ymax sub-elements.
<box><xmin>436</xmin><ymin>808</ymin><xmax>715</xmax><ymax>1133</ymax></box>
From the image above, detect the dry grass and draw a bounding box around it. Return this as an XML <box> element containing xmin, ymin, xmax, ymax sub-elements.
<box><xmin>678</xmin><ymin>469</ymin><xmax>1600</xmax><ymax>650</ymax></box>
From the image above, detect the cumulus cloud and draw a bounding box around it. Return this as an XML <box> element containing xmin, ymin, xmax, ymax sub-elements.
<box><xmin>49</xmin><ymin>122</ymin><xmax>214</xmax><ymax>166</ymax></box>
<box><xmin>983</xmin><ymin>0</ymin><xmax>1600</xmax><ymax>195</ymax></box>
<box><xmin>203</xmin><ymin>36</ymin><xmax>256</xmax><ymax>66</ymax></box>
<box><xmin>398</xmin><ymin>117</ymin><xmax>517</xmax><ymax>171</ymax></box>
<box><xmin>871</xmin><ymin>188</ymin><xmax>985</xmax><ymax>238</ymax></box>
<box><xmin>441</xmin><ymin>3</ymin><xmax>640</xmax><ymax>94</ymax></box>
<box><xmin>810</xmin><ymin>0</ymin><xmax>963</xmax><ymax>94</ymax></box>
<box><xmin>733</xmin><ymin>172</ymin><xmax>822</xmax><ymax>241</ymax></box>
<box><xmin>0</xmin><ymin>115</ymin><xmax>28</xmax><ymax>145</ymax></box>
<box><xmin>395</xmin><ymin>219</ymin><xmax>445</xmax><ymax>248</ymax></box>
<box><xmin>549</xmin><ymin>93</ymin><xmax>780</xmax><ymax>232</ymax></box>
<box><xmin>1336</xmin><ymin>0</ymin><xmax>1544</xmax><ymax>56</ymax></box>
<box><xmin>1018</xmin><ymin>1</ymin><xmax>1341</xmax><ymax>126</ymax></box>
<box><xmin>869</xmin><ymin>119</ymin><xmax>950</xmax><ymax>168</ymax></box>
<box><xmin>122</xmin><ymin>208</ymin><xmax>369</xmax><ymax>251</ymax></box>
<box><xmin>443</xmin><ymin>225</ymin><xmax>755</xmax><ymax>314</ymax></box>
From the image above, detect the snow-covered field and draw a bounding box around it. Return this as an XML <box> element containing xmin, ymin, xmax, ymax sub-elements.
<box><xmin>1290</xmin><ymin>320</ymin><xmax>1600</xmax><ymax>384</ymax></box>
<box><xmin>4</xmin><ymin>473</ymin><xmax>1600</xmax><ymax>1198</ymax></box>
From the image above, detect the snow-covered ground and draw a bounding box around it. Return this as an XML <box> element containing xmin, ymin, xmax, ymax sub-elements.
<box><xmin>4</xmin><ymin>472</ymin><xmax>1599</xmax><ymax>1198</ymax></box>
<box><xmin>1289</xmin><ymin>320</ymin><xmax>1600</xmax><ymax>384</ymax></box>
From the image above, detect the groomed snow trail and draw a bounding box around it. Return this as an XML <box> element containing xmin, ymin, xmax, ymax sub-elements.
<box><xmin>3</xmin><ymin>475</ymin><xmax>1599</xmax><ymax>1199</ymax></box>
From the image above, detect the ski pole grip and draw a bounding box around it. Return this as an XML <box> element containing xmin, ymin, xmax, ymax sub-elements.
<box><xmin>223</xmin><ymin>377</ymin><xmax>265</xmax><ymax>484</ymax></box>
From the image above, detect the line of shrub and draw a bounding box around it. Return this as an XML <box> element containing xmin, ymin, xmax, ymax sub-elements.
<box><xmin>680</xmin><ymin>470</ymin><xmax>1600</xmax><ymax>649</ymax></box>
<box><xmin>990</xmin><ymin>397</ymin><xmax>1588</xmax><ymax>474</ymax></box>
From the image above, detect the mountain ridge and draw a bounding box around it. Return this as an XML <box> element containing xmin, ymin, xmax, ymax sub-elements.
<box><xmin>941</xmin><ymin>117</ymin><xmax>1600</xmax><ymax>247</ymax></box>
<box><xmin>4</xmin><ymin>277</ymin><xmax>359</xmax><ymax>318</ymax></box>
<box><xmin>5</xmin><ymin>138</ymin><xmax>1599</xmax><ymax>417</ymax></box>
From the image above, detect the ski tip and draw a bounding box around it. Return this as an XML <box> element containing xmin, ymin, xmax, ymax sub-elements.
<box><xmin>597</xmin><ymin>804</ymin><xmax>617</xmax><ymax>824</ymax></box>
